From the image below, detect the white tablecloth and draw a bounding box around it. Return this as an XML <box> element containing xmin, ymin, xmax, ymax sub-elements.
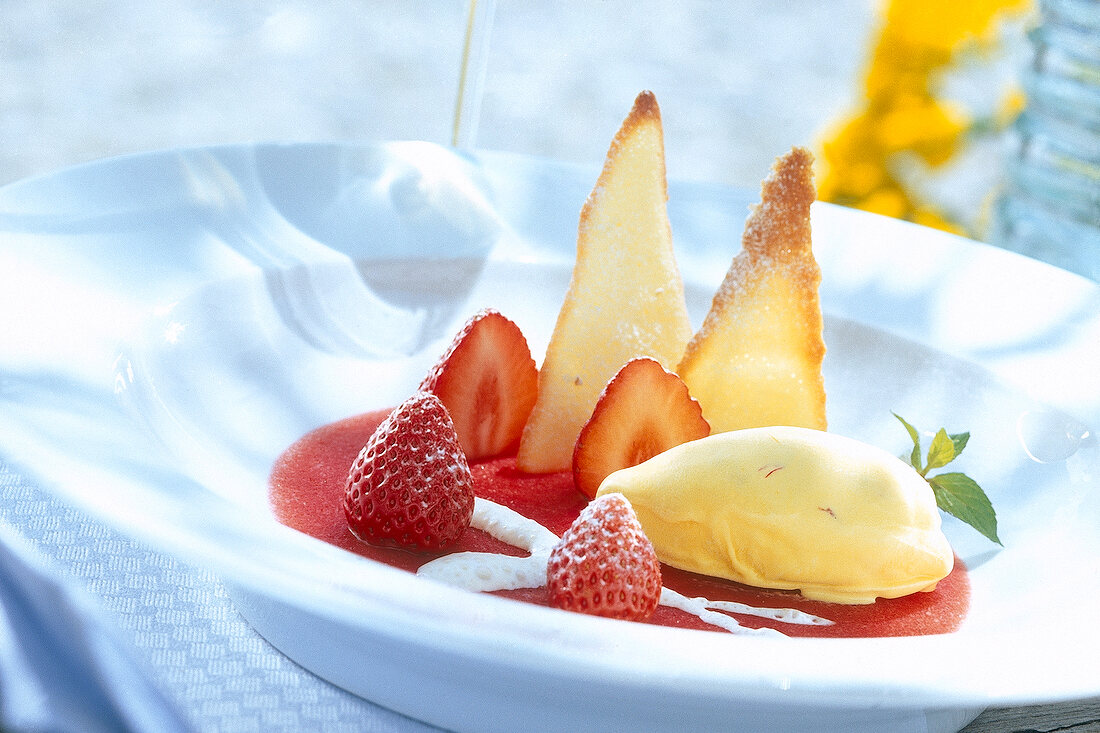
<box><xmin>0</xmin><ymin>459</ymin><xmax>442</xmax><ymax>733</ymax></box>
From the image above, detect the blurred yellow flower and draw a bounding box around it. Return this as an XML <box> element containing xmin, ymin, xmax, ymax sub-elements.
<box><xmin>818</xmin><ymin>0</ymin><xmax>1032</xmax><ymax>234</ymax></box>
<box><xmin>885</xmin><ymin>0</ymin><xmax>1029</xmax><ymax>50</ymax></box>
<box><xmin>876</xmin><ymin>100</ymin><xmax>968</xmax><ymax>164</ymax></box>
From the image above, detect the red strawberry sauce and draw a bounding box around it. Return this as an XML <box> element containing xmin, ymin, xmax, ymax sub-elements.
<box><xmin>270</xmin><ymin>409</ymin><xmax>970</xmax><ymax>637</ymax></box>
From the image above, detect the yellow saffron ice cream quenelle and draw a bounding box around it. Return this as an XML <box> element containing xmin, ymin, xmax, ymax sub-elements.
<box><xmin>596</xmin><ymin>426</ymin><xmax>954</xmax><ymax>604</ymax></box>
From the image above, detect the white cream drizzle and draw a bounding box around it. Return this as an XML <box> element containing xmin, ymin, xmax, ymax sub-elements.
<box><xmin>416</xmin><ymin>497</ymin><xmax>834</xmax><ymax>634</ymax></box>
<box><xmin>470</xmin><ymin>497</ymin><xmax>558</xmax><ymax>553</ymax></box>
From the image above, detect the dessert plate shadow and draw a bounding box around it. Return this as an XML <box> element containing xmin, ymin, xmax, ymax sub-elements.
<box><xmin>1</xmin><ymin>141</ymin><xmax>1098</xmax><ymax>733</ymax></box>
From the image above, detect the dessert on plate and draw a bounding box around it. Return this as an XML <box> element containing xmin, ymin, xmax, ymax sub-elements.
<box><xmin>270</xmin><ymin>91</ymin><xmax>982</xmax><ymax>638</ymax></box>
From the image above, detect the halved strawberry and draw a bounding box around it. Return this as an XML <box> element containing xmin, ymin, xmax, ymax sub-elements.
<box><xmin>420</xmin><ymin>309</ymin><xmax>538</xmax><ymax>461</ymax></box>
<box><xmin>572</xmin><ymin>357</ymin><xmax>710</xmax><ymax>498</ymax></box>
<box><xmin>546</xmin><ymin>492</ymin><xmax>662</xmax><ymax>621</ymax></box>
<box><xmin>344</xmin><ymin>391</ymin><xmax>475</xmax><ymax>550</ymax></box>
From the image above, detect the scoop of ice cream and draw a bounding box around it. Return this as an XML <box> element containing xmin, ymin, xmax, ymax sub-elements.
<box><xmin>595</xmin><ymin>426</ymin><xmax>953</xmax><ymax>604</ymax></box>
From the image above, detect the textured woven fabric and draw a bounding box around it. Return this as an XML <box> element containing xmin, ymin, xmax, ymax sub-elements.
<box><xmin>0</xmin><ymin>460</ymin><xmax>443</xmax><ymax>733</ymax></box>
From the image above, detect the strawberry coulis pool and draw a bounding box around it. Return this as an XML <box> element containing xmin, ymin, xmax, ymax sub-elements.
<box><xmin>269</xmin><ymin>409</ymin><xmax>970</xmax><ymax>637</ymax></box>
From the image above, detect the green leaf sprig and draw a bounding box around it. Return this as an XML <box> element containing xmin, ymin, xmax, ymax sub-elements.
<box><xmin>894</xmin><ymin>413</ymin><xmax>1002</xmax><ymax>546</ymax></box>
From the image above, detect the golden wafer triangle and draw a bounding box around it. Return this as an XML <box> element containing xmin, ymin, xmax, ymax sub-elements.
<box><xmin>516</xmin><ymin>91</ymin><xmax>693</xmax><ymax>473</ymax></box>
<box><xmin>677</xmin><ymin>146</ymin><xmax>827</xmax><ymax>433</ymax></box>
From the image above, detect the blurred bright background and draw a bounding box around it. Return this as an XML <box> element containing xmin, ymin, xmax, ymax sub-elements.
<box><xmin>0</xmin><ymin>1</ymin><xmax>1039</xmax><ymax>240</ymax></box>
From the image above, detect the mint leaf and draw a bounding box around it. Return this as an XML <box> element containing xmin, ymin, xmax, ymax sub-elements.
<box><xmin>894</xmin><ymin>414</ymin><xmax>1001</xmax><ymax>546</ymax></box>
<box><xmin>925</xmin><ymin>429</ymin><xmax>957</xmax><ymax>471</ymax></box>
<box><xmin>929</xmin><ymin>472</ymin><xmax>1002</xmax><ymax>546</ymax></box>
<box><xmin>893</xmin><ymin>413</ymin><xmax>923</xmax><ymax>471</ymax></box>
<box><xmin>949</xmin><ymin>431</ymin><xmax>970</xmax><ymax>456</ymax></box>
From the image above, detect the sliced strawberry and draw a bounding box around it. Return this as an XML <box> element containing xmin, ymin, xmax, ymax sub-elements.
<box><xmin>344</xmin><ymin>391</ymin><xmax>475</xmax><ymax>550</ymax></box>
<box><xmin>420</xmin><ymin>309</ymin><xmax>538</xmax><ymax>461</ymax></box>
<box><xmin>572</xmin><ymin>357</ymin><xmax>710</xmax><ymax>498</ymax></box>
<box><xmin>546</xmin><ymin>492</ymin><xmax>662</xmax><ymax>621</ymax></box>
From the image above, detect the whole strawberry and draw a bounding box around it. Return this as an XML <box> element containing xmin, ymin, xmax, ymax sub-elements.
<box><xmin>344</xmin><ymin>391</ymin><xmax>475</xmax><ymax>550</ymax></box>
<box><xmin>546</xmin><ymin>493</ymin><xmax>662</xmax><ymax>621</ymax></box>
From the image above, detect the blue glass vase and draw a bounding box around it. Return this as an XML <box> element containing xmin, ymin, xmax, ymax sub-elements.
<box><xmin>991</xmin><ymin>0</ymin><xmax>1100</xmax><ymax>280</ymax></box>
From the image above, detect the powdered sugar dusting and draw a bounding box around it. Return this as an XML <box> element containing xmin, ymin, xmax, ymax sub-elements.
<box><xmin>676</xmin><ymin>146</ymin><xmax>826</xmax><ymax>434</ymax></box>
<box><xmin>742</xmin><ymin>146</ymin><xmax>815</xmax><ymax>260</ymax></box>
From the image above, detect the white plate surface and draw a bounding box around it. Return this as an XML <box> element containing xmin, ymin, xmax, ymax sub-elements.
<box><xmin>1</xmin><ymin>141</ymin><xmax>1099</xmax><ymax>733</ymax></box>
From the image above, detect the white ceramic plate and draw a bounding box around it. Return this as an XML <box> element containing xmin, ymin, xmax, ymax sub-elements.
<box><xmin>1</xmin><ymin>142</ymin><xmax>1099</xmax><ymax>733</ymax></box>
